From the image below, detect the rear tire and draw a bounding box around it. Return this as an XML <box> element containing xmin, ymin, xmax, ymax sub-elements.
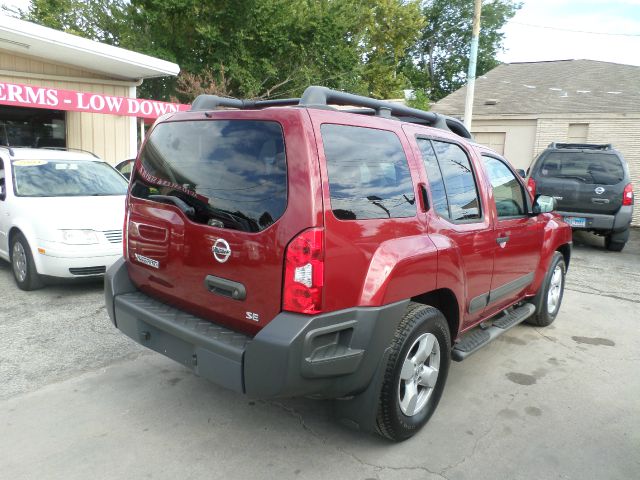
<box><xmin>10</xmin><ymin>232</ymin><xmax>44</xmax><ymax>291</ymax></box>
<box><xmin>375</xmin><ymin>303</ymin><xmax>451</xmax><ymax>441</ymax></box>
<box><xmin>527</xmin><ymin>252</ymin><xmax>565</xmax><ymax>327</ymax></box>
<box><xmin>605</xmin><ymin>228</ymin><xmax>629</xmax><ymax>252</ymax></box>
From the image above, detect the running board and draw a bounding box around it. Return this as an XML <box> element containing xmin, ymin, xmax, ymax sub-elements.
<box><xmin>451</xmin><ymin>303</ymin><xmax>536</xmax><ymax>362</ymax></box>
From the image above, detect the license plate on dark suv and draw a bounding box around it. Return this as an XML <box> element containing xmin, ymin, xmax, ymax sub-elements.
<box><xmin>564</xmin><ymin>216</ymin><xmax>586</xmax><ymax>228</ymax></box>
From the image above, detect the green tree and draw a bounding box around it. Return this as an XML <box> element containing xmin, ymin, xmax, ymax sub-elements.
<box><xmin>406</xmin><ymin>0</ymin><xmax>521</xmax><ymax>102</ymax></box>
<box><xmin>362</xmin><ymin>0</ymin><xmax>424</xmax><ymax>99</ymax></box>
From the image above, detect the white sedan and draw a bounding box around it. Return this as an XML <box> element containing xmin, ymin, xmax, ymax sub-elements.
<box><xmin>0</xmin><ymin>147</ymin><xmax>127</xmax><ymax>290</ymax></box>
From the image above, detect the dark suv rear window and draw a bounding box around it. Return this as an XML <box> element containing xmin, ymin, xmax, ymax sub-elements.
<box><xmin>321</xmin><ymin>124</ymin><xmax>416</xmax><ymax>220</ymax></box>
<box><xmin>539</xmin><ymin>152</ymin><xmax>624</xmax><ymax>185</ymax></box>
<box><xmin>132</xmin><ymin>120</ymin><xmax>287</xmax><ymax>232</ymax></box>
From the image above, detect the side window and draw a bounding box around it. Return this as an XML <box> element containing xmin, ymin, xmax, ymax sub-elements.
<box><xmin>321</xmin><ymin>124</ymin><xmax>416</xmax><ymax>220</ymax></box>
<box><xmin>482</xmin><ymin>156</ymin><xmax>526</xmax><ymax>218</ymax></box>
<box><xmin>417</xmin><ymin>139</ymin><xmax>482</xmax><ymax>221</ymax></box>
<box><xmin>416</xmin><ymin>139</ymin><xmax>449</xmax><ymax>218</ymax></box>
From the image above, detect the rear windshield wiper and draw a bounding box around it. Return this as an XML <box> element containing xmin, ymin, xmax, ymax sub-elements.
<box><xmin>149</xmin><ymin>194</ymin><xmax>196</xmax><ymax>216</ymax></box>
<box><xmin>206</xmin><ymin>205</ymin><xmax>258</xmax><ymax>231</ymax></box>
<box><xmin>553</xmin><ymin>174</ymin><xmax>587</xmax><ymax>182</ymax></box>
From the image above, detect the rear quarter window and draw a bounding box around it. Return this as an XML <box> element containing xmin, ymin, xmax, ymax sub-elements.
<box><xmin>321</xmin><ymin>124</ymin><xmax>416</xmax><ymax>220</ymax></box>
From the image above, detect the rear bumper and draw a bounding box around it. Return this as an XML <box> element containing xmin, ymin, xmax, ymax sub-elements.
<box><xmin>557</xmin><ymin>205</ymin><xmax>633</xmax><ymax>232</ymax></box>
<box><xmin>105</xmin><ymin>258</ymin><xmax>406</xmax><ymax>398</ymax></box>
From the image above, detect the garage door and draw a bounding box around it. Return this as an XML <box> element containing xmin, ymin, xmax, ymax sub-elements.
<box><xmin>473</xmin><ymin>132</ymin><xmax>506</xmax><ymax>155</ymax></box>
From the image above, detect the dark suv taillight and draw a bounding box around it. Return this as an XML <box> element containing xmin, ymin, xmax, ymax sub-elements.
<box><xmin>283</xmin><ymin>228</ymin><xmax>324</xmax><ymax>314</ymax></box>
<box><xmin>622</xmin><ymin>183</ymin><xmax>634</xmax><ymax>206</ymax></box>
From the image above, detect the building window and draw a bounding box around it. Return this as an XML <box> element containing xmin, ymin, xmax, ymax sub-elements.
<box><xmin>567</xmin><ymin>123</ymin><xmax>588</xmax><ymax>143</ymax></box>
<box><xmin>0</xmin><ymin>105</ymin><xmax>66</xmax><ymax>148</ymax></box>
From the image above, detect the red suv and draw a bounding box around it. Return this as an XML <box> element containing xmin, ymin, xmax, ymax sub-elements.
<box><xmin>105</xmin><ymin>86</ymin><xmax>572</xmax><ymax>441</ymax></box>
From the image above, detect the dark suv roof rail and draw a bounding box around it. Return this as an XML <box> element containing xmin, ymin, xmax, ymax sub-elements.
<box><xmin>549</xmin><ymin>142</ymin><xmax>612</xmax><ymax>150</ymax></box>
<box><xmin>190</xmin><ymin>86</ymin><xmax>472</xmax><ymax>139</ymax></box>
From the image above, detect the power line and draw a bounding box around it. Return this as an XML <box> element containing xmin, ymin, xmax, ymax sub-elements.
<box><xmin>511</xmin><ymin>21</ymin><xmax>640</xmax><ymax>37</ymax></box>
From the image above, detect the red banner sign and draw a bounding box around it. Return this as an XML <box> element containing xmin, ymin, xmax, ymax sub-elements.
<box><xmin>0</xmin><ymin>81</ymin><xmax>190</xmax><ymax>119</ymax></box>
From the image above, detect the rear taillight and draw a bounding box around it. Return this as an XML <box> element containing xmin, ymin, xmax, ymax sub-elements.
<box><xmin>283</xmin><ymin>228</ymin><xmax>324</xmax><ymax>315</ymax></box>
<box><xmin>527</xmin><ymin>177</ymin><xmax>536</xmax><ymax>198</ymax></box>
<box><xmin>622</xmin><ymin>183</ymin><xmax>634</xmax><ymax>206</ymax></box>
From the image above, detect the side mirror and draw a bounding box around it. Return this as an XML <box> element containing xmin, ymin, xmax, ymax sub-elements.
<box><xmin>516</xmin><ymin>169</ymin><xmax>526</xmax><ymax>178</ymax></box>
<box><xmin>532</xmin><ymin>194</ymin><xmax>556</xmax><ymax>214</ymax></box>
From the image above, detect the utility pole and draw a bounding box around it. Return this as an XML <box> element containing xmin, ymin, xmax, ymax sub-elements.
<box><xmin>463</xmin><ymin>0</ymin><xmax>482</xmax><ymax>130</ymax></box>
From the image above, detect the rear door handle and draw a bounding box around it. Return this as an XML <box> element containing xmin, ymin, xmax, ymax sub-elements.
<box><xmin>496</xmin><ymin>236</ymin><xmax>510</xmax><ymax>245</ymax></box>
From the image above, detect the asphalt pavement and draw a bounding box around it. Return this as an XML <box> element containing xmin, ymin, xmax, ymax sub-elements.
<box><xmin>1</xmin><ymin>229</ymin><xmax>639</xmax><ymax>480</ymax></box>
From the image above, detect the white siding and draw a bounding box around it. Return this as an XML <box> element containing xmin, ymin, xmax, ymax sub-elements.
<box><xmin>0</xmin><ymin>51</ymin><xmax>134</xmax><ymax>164</ymax></box>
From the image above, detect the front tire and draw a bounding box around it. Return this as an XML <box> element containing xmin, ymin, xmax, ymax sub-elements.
<box><xmin>527</xmin><ymin>252</ymin><xmax>565</xmax><ymax>327</ymax></box>
<box><xmin>376</xmin><ymin>303</ymin><xmax>451</xmax><ymax>441</ymax></box>
<box><xmin>11</xmin><ymin>232</ymin><xmax>43</xmax><ymax>291</ymax></box>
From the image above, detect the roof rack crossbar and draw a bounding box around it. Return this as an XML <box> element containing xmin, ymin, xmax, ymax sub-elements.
<box><xmin>190</xmin><ymin>86</ymin><xmax>472</xmax><ymax>139</ymax></box>
<box><xmin>191</xmin><ymin>96</ymin><xmax>299</xmax><ymax>111</ymax></box>
<box><xmin>300</xmin><ymin>86</ymin><xmax>472</xmax><ymax>139</ymax></box>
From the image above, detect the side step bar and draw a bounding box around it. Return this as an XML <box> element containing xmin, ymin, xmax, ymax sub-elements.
<box><xmin>452</xmin><ymin>303</ymin><xmax>536</xmax><ymax>362</ymax></box>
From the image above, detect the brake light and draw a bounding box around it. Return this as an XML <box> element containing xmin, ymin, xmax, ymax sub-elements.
<box><xmin>622</xmin><ymin>183</ymin><xmax>634</xmax><ymax>206</ymax></box>
<box><xmin>527</xmin><ymin>177</ymin><xmax>536</xmax><ymax>198</ymax></box>
<box><xmin>283</xmin><ymin>228</ymin><xmax>324</xmax><ymax>314</ymax></box>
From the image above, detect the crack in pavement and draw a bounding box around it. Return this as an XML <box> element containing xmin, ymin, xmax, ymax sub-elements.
<box><xmin>565</xmin><ymin>287</ymin><xmax>639</xmax><ymax>305</ymax></box>
<box><xmin>261</xmin><ymin>400</ymin><xmax>450</xmax><ymax>479</ymax></box>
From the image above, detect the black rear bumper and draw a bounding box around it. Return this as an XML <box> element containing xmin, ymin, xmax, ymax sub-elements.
<box><xmin>105</xmin><ymin>258</ymin><xmax>407</xmax><ymax>399</ymax></box>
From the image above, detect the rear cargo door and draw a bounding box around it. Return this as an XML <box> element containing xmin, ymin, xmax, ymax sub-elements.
<box><xmin>535</xmin><ymin>151</ymin><xmax>624</xmax><ymax>215</ymax></box>
<box><xmin>125</xmin><ymin>111</ymin><xmax>319</xmax><ymax>335</ymax></box>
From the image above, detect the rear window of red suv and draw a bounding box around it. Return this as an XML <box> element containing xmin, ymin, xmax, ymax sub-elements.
<box><xmin>321</xmin><ymin>124</ymin><xmax>416</xmax><ymax>220</ymax></box>
<box><xmin>131</xmin><ymin>120</ymin><xmax>287</xmax><ymax>232</ymax></box>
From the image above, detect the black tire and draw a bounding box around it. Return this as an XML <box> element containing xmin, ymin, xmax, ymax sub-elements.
<box><xmin>10</xmin><ymin>232</ymin><xmax>44</xmax><ymax>291</ymax></box>
<box><xmin>605</xmin><ymin>228</ymin><xmax>629</xmax><ymax>252</ymax></box>
<box><xmin>376</xmin><ymin>303</ymin><xmax>451</xmax><ymax>441</ymax></box>
<box><xmin>526</xmin><ymin>252</ymin><xmax>565</xmax><ymax>327</ymax></box>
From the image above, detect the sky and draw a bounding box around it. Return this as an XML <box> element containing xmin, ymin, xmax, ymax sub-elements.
<box><xmin>1</xmin><ymin>0</ymin><xmax>640</xmax><ymax>67</ymax></box>
<box><xmin>497</xmin><ymin>0</ymin><xmax>640</xmax><ymax>66</ymax></box>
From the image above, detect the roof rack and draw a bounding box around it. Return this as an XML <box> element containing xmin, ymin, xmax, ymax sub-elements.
<box><xmin>550</xmin><ymin>143</ymin><xmax>612</xmax><ymax>150</ymax></box>
<box><xmin>190</xmin><ymin>86</ymin><xmax>472</xmax><ymax>139</ymax></box>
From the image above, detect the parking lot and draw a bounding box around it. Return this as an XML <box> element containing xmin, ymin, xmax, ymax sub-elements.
<box><xmin>1</xmin><ymin>230</ymin><xmax>639</xmax><ymax>480</ymax></box>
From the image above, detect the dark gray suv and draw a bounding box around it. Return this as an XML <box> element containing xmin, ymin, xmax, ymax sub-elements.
<box><xmin>526</xmin><ymin>143</ymin><xmax>634</xmax><ymax>251</ymax></box>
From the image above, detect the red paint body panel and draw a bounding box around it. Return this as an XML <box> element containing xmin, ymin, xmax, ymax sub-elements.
<box><xmin>124</xmin><ymin>105</ymin><xmax>572</xmax><ymax>340</ymax></box>
<box><xmin>126</xmin><ymin>109</ymin><xmax>322</xmax><ymax>335</ymax></box>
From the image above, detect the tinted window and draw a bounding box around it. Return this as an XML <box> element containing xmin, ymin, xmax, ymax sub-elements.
<box><xmin>432</xmin><ymin>141</ymin><xmax>481</xmax><ymax>221</ymax></box>
<box><xmin>321</xmin><ymin>124</ymin><xmax>416</xmax><ymax>220</ymax></box>
<box><xmin>417</xmin><ymin>139</ymin><xmax>449</xmax><ymax>218</ymax></box>
<box><xmin>482</xmin><ymin>156</ymin><xmax>526</xmax><ymax>217</ymax></box>
<box><xmin>539</xmin><ymin>152</ymin><xmax>624</xmax><ymax>185</ymax></box>
<box><xmin>12</xmin><ymin>160</ymin><xmax>127</xmax><ymax>197</ymax></box>
<box><xmin>132</xmin><ymin>120</ymin><xmax>287</xmax><ymax>233</ymax></box>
